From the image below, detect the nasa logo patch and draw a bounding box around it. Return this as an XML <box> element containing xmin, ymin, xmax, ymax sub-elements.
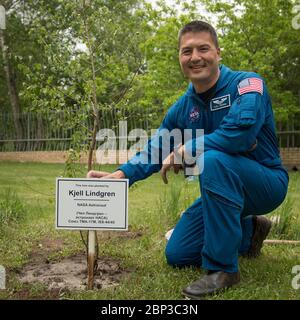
<box><xmin>189</xmin><ymin>106</ymin><xmax>201</xmax><ymax>122</ymax></box>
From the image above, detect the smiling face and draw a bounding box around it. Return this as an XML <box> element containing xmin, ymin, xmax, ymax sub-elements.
<box><xmin>179</xmin><ymin>31</ymin><xmax>221</xmax><ymax>92</ymax></box>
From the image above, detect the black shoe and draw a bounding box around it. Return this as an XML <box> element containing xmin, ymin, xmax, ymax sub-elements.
<box><xmin>182</xmin><ymin>271</ymin><xmax>240</xmax><ymax>299</ymax></box>
<box><xmin>244</xmin><ymin>216</ymin><xmax>272</xmax><ymax>258</ymax></box>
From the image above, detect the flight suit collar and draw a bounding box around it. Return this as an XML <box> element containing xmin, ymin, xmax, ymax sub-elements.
<box><xmin>186</xmin><ymin>64</ymin><xmax>233</xmax><ymax>100</ymax></box>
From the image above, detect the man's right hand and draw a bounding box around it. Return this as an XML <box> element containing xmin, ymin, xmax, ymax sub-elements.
<box><xmin>86</xmin><ymin>170</ymin><xmax>125</xmax><ymax>179</ymax></box>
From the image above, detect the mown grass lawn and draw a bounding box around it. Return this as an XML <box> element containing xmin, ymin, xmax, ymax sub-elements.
<box><xmin>0</xmin><ymin>162</ymin><xmax>299</xmax><ymax>300</ymax></box>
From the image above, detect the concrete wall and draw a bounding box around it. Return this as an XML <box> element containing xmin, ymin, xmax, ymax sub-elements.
<box><xmin>0</xmin><ymin>150</ymin><xmax>135</xmax><ymax>165</ymax></box>
<box><xmin>280</xmin><ymin>148</ymin><xmax>300</xmax><ymax>169</ymax></box>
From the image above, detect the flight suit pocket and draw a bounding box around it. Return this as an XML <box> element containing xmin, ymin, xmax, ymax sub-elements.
<box><xmin>236</xmin><ymin>94</ymin><xmax>258</xmax><ymax>127</ymax></box>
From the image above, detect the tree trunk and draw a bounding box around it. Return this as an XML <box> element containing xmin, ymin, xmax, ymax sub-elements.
<box><xmin>0</xmin><ymin>29</ymin><xmax>23</xmax><ymax>148</ymax></box>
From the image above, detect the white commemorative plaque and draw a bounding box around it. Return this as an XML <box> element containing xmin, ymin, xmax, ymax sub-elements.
<box><xmin>56</xmin><ymin>178</ymin><xmax>128</xmax><ymax>230</ymax></box>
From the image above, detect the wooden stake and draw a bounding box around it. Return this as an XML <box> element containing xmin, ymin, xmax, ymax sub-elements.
<box><xmin>264</xmin><ymin>239</ymin><xmax>300</xmax><ymax>245</ymax></box>
<box><xmin>87</xmin><ymin>230</ymin><xmax>96</xmax><ymax>289</ymax></box>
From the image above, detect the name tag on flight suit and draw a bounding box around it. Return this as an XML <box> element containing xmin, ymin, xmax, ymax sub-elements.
<box><xmin>210</xmin><ymin>94</ymin><xmax>231</xmax><ymax>111</ymax></box>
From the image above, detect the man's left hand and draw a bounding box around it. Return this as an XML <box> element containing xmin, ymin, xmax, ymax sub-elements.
<box><xmin>160</xmin><ymin>145</ymin><xmax>185</xmax><ymax>184</ymax></box>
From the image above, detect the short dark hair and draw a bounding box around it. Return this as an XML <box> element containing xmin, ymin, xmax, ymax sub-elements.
<box><xmin>178</xmin><ymin>20</ymin><xmax>219</xmax><ymax>49</ymax></box>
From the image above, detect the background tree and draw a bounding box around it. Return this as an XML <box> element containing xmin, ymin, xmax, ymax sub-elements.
<box><xmin>126</xmin><ymin>0</ymin><xmax>203</xmax><ymax>128</ymax></box>
<box><xmin>0</xmin><ymin>0</ymin><xmax>24</xmax><ymax>144</ymax></box>
<box><xmin>19</xmin><ymin>0</ymin><xmax>147</xmax><ymax>167</ymax></box>
<box><xmin>202</xmin><ymin>0</ymin><xmax>300</xmax><ymax>122</ymax></box>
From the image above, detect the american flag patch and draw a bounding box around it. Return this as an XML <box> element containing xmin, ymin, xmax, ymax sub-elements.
<box><xmin>238</xmin><ymin>78</ymin><xmax>263</xmax><ymax>95</ymax></box>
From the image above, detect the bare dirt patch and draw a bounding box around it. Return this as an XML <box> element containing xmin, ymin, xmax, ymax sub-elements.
<box><xmin>14</xmin><ymin>236</ymin><xmax>135</xmax><ymax>295</ymax></box>
<box><xmin>17</xmin><ymin>253</ymin><xmax>132</xmax><ymax>292</ymax></box>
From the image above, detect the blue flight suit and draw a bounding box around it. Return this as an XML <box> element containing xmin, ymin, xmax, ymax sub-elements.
<box><xmin>118</xmin><ymin>65</ymin><xmax>289</xmax><ymax>273</ymax></box>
